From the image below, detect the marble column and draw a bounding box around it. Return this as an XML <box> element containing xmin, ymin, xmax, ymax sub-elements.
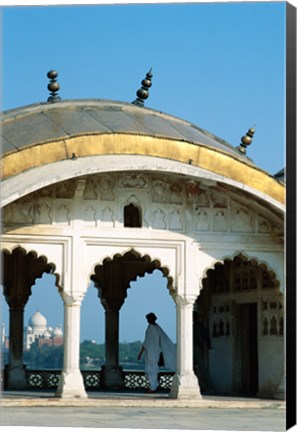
<box><xmin>170</xmin><ymin>295</ymin><xmax>201</xmax><ymax>399</ymax></box>
<box><xmin>56</xmin><ymin>293</ymin><xmax>87</xmax><ymax>399</ymax></box>
<box><xmin>5</xmin><ymin>304</ymin><xmax>27</xmax><ymax>389</ymax></box>
<box><xmin>3</xmin><ymin>247</ymin><xmax>54</xmax><ymax>390</ymax></box>
<box><xmin>273</xmin><ymin>374</ymin><xmax>285</xmax><ymax>400</ymax></box>
<box><xmin>101</xmin><ymin>307</ymin><xmax>125</xmax><ymax>389</ymax></box>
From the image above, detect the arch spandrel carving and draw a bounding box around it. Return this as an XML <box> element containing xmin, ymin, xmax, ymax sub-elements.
<box><xmin>118</xmin><ymin>173</ymin><xmax>148</xmax><ymax>189</ymax></box>
<box><xmin>83</xmin><ymin>205</ymin><xmax>97</xmax><ymax>226</ymax></box>
<box><xmin>99</xmin><ymin>176</ymin><xmax>116</xmax><ymax>201</ymax></box>
<box><xmin>2</xmin><ymin>171</ymin><xmax>283</xmax><ymax>241</ymax></box>
<box><xmin>82</xmin><ymin>177</ymin><xmax>98</xmax><ymax>200</ymax></box>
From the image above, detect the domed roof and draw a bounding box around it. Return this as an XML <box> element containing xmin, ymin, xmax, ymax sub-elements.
<box><xmin>29</xmin><ymin>311</ymin><xmax>47</xmax><ymax>329</ymax></box>
<box><xmin>0</xmin><ymin>98</ymin><xmax>250</xmax><ymax>165</ymax></box>
<box><xmin>53</xmin><ymin>325</ymin><xmax>63</xmax><ymax>337</ymax></box>
<box><xmin>43</xmin><ymin>329</ymin><xmax>52</xmax><ymax>339</ymax></box>
<box><xmin>0</xmin><ymin>98</ymin><xmax>285</xmax><ymax>210</ymax></box>
<box><xmin>274</xmin><ymin>168</ymin><xmax>285</xmax><ymax>183</ymax></box>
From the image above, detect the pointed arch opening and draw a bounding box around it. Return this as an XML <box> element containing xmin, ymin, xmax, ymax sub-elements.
<box><xmin>84</xmin><ymin>248</ymin><xmax>176</xmax><ymax>390</ymax></box>
<box><xmin>193</xmin><ymin>252</ymin><xmax>284</xmax><ymax>398</ymax></box>
<box><xmin>1</xmin><ymin>246</ymin><xmax>63</xmax><ymax>387</ymax></box>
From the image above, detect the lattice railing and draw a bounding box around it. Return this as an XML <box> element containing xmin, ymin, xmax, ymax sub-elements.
<box><xmin>82</xmin><ymin>370</ymin><xmax>101</xmax><ymax>390</ymax></box>
<box><xmin>26</xmin><ymin>370</ymin><xmax>61</xmax><ymax>389</ymax></box>
<box><xmin>25</xmin><ymin>369</ymin><xmax>174</xmax><ymax>391</ymax></box>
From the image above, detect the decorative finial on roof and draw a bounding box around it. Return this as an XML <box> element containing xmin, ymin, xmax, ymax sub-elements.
<box><xmin>132</xmin><ymin>68</ymin><xmax>153</xmax><ymax>107</ymax></box>
<box><xmin>236</xmin><ymin>126</ymin><xmax>255</xmax><ymax>155</ymax></box>
<box><xmin>47</xmin><ymin>70</ymin><xmax>61</xmax><ymax>102</ymax></box>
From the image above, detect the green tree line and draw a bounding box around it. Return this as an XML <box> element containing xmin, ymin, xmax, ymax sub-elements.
<box><xmin>22</xmin><ymin>340</ymin><xmax>144</xmax><ymax>370</ymax></box>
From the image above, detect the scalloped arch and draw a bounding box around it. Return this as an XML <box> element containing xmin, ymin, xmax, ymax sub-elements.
<box><xmin>200</xmin><ymin>250</ymin><xmax>281</xmax><ymax>292</ymax></box>
<box><xmin>89</xmin><ymin>247</ymin><xmax>174</xmax><ymax>295</ymax></box>
<box><xmin>1</xmin><ymin>245</ymin><xmax>61</xmax><ymax>290</ymax></box>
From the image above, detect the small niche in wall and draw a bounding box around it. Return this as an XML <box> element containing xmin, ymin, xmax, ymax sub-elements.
<box><xmin>124</xmin><ymin>203</ymin><xmax>142</xmax><ymax>228</ymax></box>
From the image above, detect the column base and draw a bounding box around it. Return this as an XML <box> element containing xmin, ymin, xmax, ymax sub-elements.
<box><xmin>55</xmin><ymin>369</ymin><xmax>88</xmax><ymax>399</ymax></box>
<box><xmin>5</xmin><ymin>364</ymin><xmax>27</xmax><ymax>390</ymax></box>
<box><xmin>169</xmin><ymin>371</ymin><xmax>202</xmax><ymax>399</ymax></box>
<box><xmin>101</xmin><ymin>365</ymin><xmax>125</xmax><ymax>390</ymax></box>
<box><xmin>273</xmin><ymin>375</ymin><xmax>285</xmax><ymax>400</ymax></box>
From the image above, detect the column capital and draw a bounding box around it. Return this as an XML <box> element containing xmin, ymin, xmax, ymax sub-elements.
<box><xmin>61</xmin><ymin>291</ymin><xmax>85</xmax><ymax>306</ymax></box>
<box><xmin>101</xmin><ymin>298</ymin><xmax>124</xmax><ymax>312</ymax></box>
<box><xmin>175</xmin><ymin>294</ymin><xmax>196</xmax><ymax>307</ymax></box>
<box><xmin>9</xmin><ymin>303</ymin><xmax>25</xmax><ymax>313</ymax></box>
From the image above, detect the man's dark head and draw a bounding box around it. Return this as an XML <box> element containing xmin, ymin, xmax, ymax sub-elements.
<box><xmin>146</xmin><ymin>312</ymin><xmax>157</xmax><ymax>324</ymax></box>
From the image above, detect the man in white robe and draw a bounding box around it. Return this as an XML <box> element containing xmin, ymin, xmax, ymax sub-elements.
<box><xmin>137</xmin><ymin>312</ymin><xmax>176</xmax><ymax>392</ymax></box>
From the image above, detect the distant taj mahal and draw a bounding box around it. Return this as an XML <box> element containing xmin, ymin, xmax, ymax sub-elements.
<box><xmin>25</xmin><ymin>311</ymin><xmax>63</xmax><ymax>349</ymax></box>
<box><xmin>2</xmin><ymin>311</ymin><xmax>63</xmax><ymax>351</ymax></box>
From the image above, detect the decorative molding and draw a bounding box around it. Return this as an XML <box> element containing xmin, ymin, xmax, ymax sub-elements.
<box><xmin>2</xmin><ymin>172</ymin><xmax>283</xmax><ymax>240</ymax></box>
<box><xmin>100</xmin><ymin>176</ymin><xmax>115</xmax><ymax>201</ymax></box>
<box><xmin>213</xmin><ymin>208</ymin><xmax>228</xmax><ymax>232</ymax></box>
<box><xmin>55</xmin><ymin>202</ymin><xmax>71</xmax><ymax>225</ymax></box>
<box><xmin>210</xmin><ymin>303</ymin><xmax>232</xmax><ymax>338</ymax></box>
<box><xmin>100</xmin><ymin>206</ymin><xmax>114</xmax><ymax>227</ymax></box>
<box><xmin>35</xmin><ymin>202</ymin><xmax>53</xmax><ymax>225</ymax></box>
<box><xmin>83</xmin><ymin>205</ymin><xmax>97</xmax><ymax>226</ymax></box>
<box><xmin>168</xmin><ymin>208</ymin><xmax>183</xmax><ymax>231</ymax></box>
<box><xmin>169</xmin><ymin>182</ymin><xmax>183</xmax><ymax>205</ymax></box>
<box><xmin>119</xmin><ymin>173</ymin><xmax>147</xmax><ymax>189</ymax></box>
<box><xmin>55</xmin><ymin>180</ymin><xmax>77</xmax><ymax>199</ymax></box>
<box><xmin>194</xmin><ymin>207</ymin><xmax>210</xmax><ymax>232</ymax></box>
<box><xmin>152</xmin><ymin>208</ymin><xmax>166</xmax><ymax>229</ymax></box>
<box><xmin>152</xmin><ymin>178</ymin><xmax>168</xmax><ymax>203</ymax></box>
<box><xmin>261</xmin><ymin>296</ymin><xmax>284</xmax><ymax>337</ymax></box>
<box><xmin>231</xmin><ymin>205</ymin><xmax>255</xmax><ymax>233</ymax></box>
<box><xmin>83</xmin><ymin>178</ymin><xmax>97</xmax><ymax>200</ymax></box>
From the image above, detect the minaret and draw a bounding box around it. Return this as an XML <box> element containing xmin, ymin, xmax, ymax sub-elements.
<box><xmin>2</xmin><ymin>322</ymin><xmax>5</xmax><ymax>345</ymax></box>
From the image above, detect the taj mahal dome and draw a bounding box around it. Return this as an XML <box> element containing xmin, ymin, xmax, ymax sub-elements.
<box><xmin>25</xmin><ymin>311</ymin><xmax>63</xmax><ymax>350</ymax></box>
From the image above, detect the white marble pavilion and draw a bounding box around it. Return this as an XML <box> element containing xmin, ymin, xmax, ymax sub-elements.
<box><xmin>1</xmin><ymin>71</ymin><xmax>285</xmax><ymax>400</ymax></box>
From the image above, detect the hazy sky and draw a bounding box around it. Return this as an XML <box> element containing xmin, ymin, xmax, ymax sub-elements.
<box><xmin>1</xmin><ymin>1</ymin><xmax>287</xmax><ymax>343</ymax></box>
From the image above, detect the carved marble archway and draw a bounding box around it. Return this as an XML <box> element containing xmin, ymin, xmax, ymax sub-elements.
<box><xmin>89</xmin><ymin>248</ymin><xmax>174</xmax><ymax>389</ymax></box>
<box><xmin>1</xmin><ymin>246</ymin><xmax>58</xmax><ymax>389</ymax></box>
<box><xmin>193</xmin><ymin>253</ymin><xmax>284</xmax><ymax>398</ymax></box>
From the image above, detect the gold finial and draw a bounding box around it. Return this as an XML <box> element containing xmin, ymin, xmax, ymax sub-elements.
<box><xmin>236</xmin><ymin>126</ymin><xmax>255</xmax><ymax>155</ymax></box>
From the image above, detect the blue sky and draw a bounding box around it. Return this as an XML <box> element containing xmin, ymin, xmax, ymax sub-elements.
<box><xmin>1</xmin><ymin>1</ymin><xmax>287</xmax><ymax>343</ymax></box>
<box><xmin>2</xmin><ymin>1</ymin><xmax>286</xmax><ymax>173</ymax></box>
